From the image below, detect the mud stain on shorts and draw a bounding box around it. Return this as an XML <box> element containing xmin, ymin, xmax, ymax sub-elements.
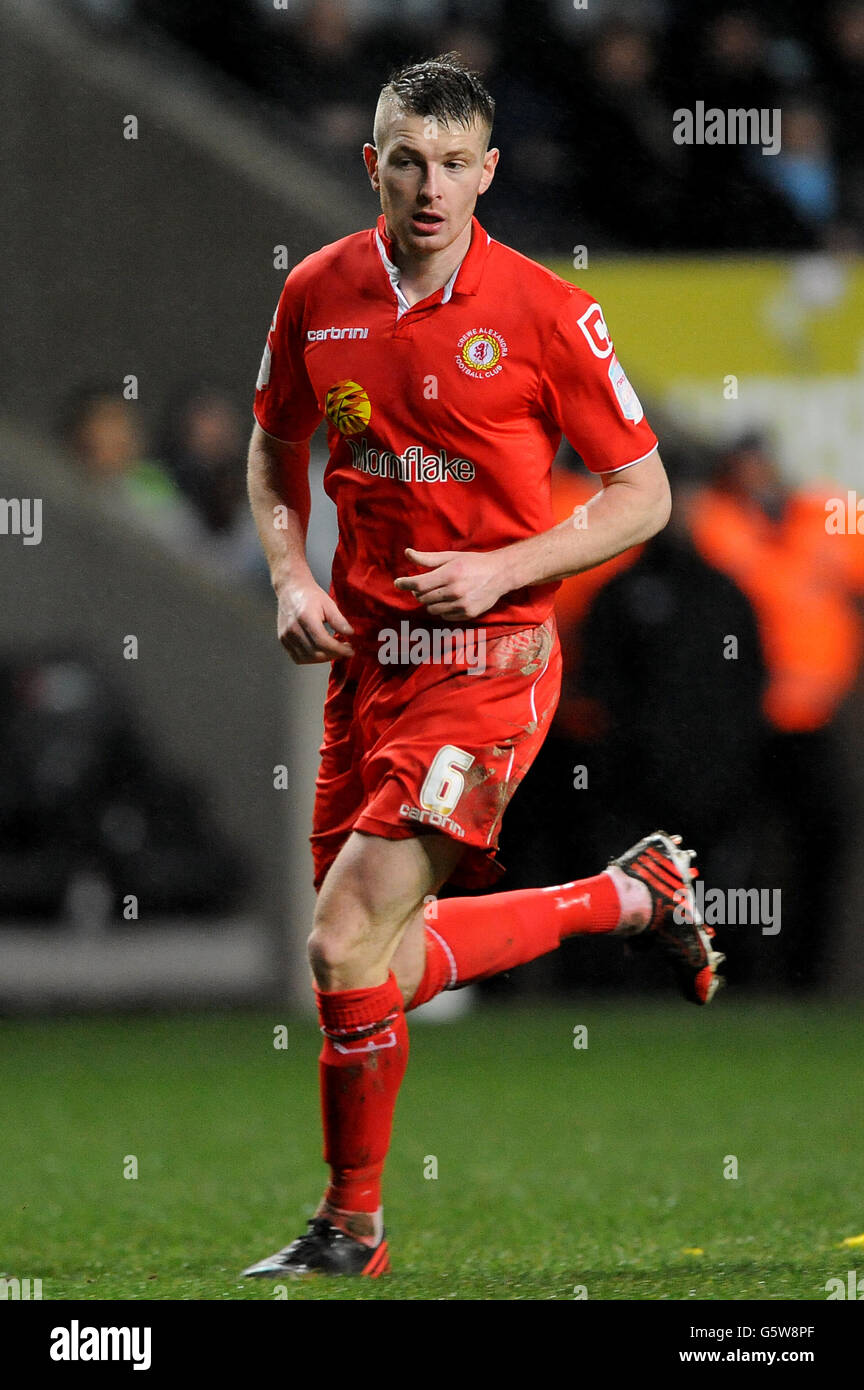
<box><xmin>486</xmin><ymin>617</ymin><xmax>555</xmax><ymax>677</ymax></box>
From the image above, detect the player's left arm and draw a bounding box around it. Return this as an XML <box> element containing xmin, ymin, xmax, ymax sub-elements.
<box><xmin>395</xmin><ymin>448</ymin><xmax>670</xmax><ymax>621</ymax></box>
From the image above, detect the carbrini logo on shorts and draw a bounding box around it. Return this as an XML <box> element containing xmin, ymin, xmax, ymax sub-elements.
<box><xmin>325</xmin><ymin>379</ymin><xmax>372</xmax><ymax>434</ymax></box>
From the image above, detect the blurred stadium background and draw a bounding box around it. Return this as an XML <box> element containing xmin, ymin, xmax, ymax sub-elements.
<box><xmin>4</xmin><ymin>0</ymin><xmax>864</xmax><ymax>1306</ymax></box>
<box><xmin>2</xmin><ymin>0</ymin><xmax>863</xmax><ymax>1010</ymax></box>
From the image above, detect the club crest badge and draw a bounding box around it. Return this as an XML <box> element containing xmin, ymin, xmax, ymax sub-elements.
<box><xmin>456</xmin><ymin>328</ymin><xmax>508</xmax><ymax>378</ymax></box>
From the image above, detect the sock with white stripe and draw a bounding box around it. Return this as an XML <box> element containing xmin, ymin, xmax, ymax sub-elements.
<box><xmin>406</xmin><ymin>867</ymin><xmax>647</xmax><ymax>1009</ymax></box>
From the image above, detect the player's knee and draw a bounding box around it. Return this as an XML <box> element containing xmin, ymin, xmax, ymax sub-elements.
<box><xmin>307</xmin><ymin>915</ymin><xmax>367</xmax><ymax>976</ymax></box>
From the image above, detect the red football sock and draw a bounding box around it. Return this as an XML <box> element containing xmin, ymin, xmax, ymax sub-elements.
<box><xmin>408</xmin><ymin>871</ymin><xmax>623</xmax><ymax>1009</ymax></box>
<box><xmin>316</xmin><ymin>971</ymin><xmax>408</xmax><ymax>1228</ymax></box>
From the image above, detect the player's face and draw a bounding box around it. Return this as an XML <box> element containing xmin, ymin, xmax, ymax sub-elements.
<box><xmin>364</xmin><ymin>112</ymin><xmax>498</xmax><ymax>256</ymax></box>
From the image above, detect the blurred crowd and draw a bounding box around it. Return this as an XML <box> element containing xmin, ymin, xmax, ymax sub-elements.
<box><xmin>58</xmin><ymin>382</ymin><xmax>270</xmax><ymax>588</ymax></box>
<box><xmin>498</xmin><ymin>431</ymin><xmax>864</xmax><ymax>992</ymax></box>
<box><xmin>68</xmin><ymin>0</ymin><xmax>864</xmax><ymax>252</ymax></box>
<box><xmin>25</xmin><ymin>2</ymin><xmax>864</xmax><ymax>988</ymax></box>
<box><xmin>0</xmin><ymin>382</ymin><xmax>269</xmax><ymax>925</ymax></box>
<box><xmin>31</xmin><ymin>384</ymin><xmax>864</xmax><ymax>988</ymax></box>
<box><xmin>55</xmin><ymin>383</ymin><xmax>340</xmax><ymax>592</ymax></box>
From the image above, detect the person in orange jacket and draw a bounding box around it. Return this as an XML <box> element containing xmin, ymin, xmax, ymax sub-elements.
<box><xmin>689</xmin><ymin>432</ymin><xmax>864</xmax><ymax>988</ymax></box>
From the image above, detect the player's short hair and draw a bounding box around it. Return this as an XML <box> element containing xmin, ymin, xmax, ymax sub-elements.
<box><xmin>373</xmin><ymin>52</ymin><xmax>495</xmax><ymax>150</ymax></box>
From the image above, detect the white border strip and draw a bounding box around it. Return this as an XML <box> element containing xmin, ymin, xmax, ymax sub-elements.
<box><xmin>426</xmin><ymin>923</ymin><xmax>459</xmax><ymax>989</ymax></box>
<box><xmin>596</xmin><ymin>444</ymin><xmax>660</xmax><ymax>475</ymax></box>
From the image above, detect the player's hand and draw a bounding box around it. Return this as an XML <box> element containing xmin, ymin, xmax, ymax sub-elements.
<box><xmin>275</xmin><ymin>576</ymin><xmax>355</xmax><ymax>663</ymax></box>
<box><xmin>394</xmin><ymin>547</ymin><xmax>507</xmax><ymax>621</ymax></box>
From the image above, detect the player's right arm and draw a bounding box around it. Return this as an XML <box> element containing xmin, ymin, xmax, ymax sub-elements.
<box><xmin>249</xmin><ymin>262</ymin><xmax>353</xmax><ymax>664</ymax></box>
<box><xmin>247</xmin><ymin>422</ymin><xmax>354</xmax><ymax>663</ymax></box>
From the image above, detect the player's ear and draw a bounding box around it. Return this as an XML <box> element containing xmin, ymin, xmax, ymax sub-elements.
<box><xmin>363</xmin><ymin>143</ymin><xmax>380</xmax><ymax>189</ymax></box>
<box><xmin>478</xmin><ymin>146</ymin><xmax>499</xmax><ymax>195</ymax></box>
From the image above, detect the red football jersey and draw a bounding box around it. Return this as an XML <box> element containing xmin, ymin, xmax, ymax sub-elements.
<box><xmin>254</xmin><ymin>214</ymin><xmax>658</xmax><ymax>643</ymax></box>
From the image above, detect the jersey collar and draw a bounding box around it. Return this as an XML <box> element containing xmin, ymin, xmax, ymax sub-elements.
<box><xmin>374</xmin><ymin>213</ymin><xmax>490</xmax><ymax>309</ymax></box>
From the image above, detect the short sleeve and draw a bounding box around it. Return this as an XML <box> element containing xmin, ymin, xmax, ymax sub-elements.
<box><xmin>536</xmin><ymin>293</ymin><xmax>658</xmax><ymax>474</ymax></box>
<box><xmin>253</xmin><ymin>271</ymin><xmax>323</xmax><ymax>442</ymax></box>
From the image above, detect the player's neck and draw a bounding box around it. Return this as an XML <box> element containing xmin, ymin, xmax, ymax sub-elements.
<box><xmin>386</xmin><ymin>220</ymin><xmax>473</xmax><ymax>306</ymax></box>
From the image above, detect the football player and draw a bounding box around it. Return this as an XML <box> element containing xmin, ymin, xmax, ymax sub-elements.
<box><xmin>243</xmin><ymin>53</ymin><xmax>723</xmax><ymax>1280</ymax></box>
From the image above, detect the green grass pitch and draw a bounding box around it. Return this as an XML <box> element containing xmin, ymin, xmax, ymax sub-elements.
<box><xmin>1</xmin><ymin>1001</ymin><xmax>861</xmax><ymax>1301</ymax></box>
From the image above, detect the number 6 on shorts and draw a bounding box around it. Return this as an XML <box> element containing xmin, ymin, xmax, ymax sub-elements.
<box><xmin>420</xmin><ymin>745</ymin><xmax>475</xmax><ymax>818</ymax></box>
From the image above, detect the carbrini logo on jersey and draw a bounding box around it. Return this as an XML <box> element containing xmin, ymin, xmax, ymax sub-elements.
<box><xmin>325</xmin><ymin>379</ymin><xmax>372</xmax><ymax>434</ymax></box>
<box><xmin>456</xmin><ymin>327</ymin><xmax>508</xmax><ymax>378</ymax></box>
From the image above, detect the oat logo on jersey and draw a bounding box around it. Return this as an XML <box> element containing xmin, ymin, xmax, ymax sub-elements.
<box><xmin>325</xmin><ymin>379</ymin><xmax>372</xmax><ymax>434</ymax></box>
<box><xmin>576</xmin><ymin>302</ymin><xmax>614</xmax><ymax>359</ymax></box>
<box><xmin>607</xmin><ymin>353</ymin><xmax>644</xmax><ymax>423</ymax></box>
<box><xmin>456</xmin><ymin>327</ymin><xmax>508</xmax><ymax>378</ymax></box>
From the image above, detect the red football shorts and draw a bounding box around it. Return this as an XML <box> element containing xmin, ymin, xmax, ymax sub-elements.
<box><xmin>311</xmin><ymin>615</ymin><xmax>563</xmax><ymax>892</ymax></box>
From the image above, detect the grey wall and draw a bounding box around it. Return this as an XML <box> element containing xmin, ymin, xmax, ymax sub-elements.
<box><xmin>0</xmin><ymin>0</ymin><xmax>369</xmax><ymax>435</ymax></box>
<box><xmin>0</xmin><ymin>424</ymin><xmax>328</xmax><ymax>1003</ymax></box>
<box><xmin>0</xmin><ymin>1</ymin><xmax>354</xmax><ymax>1006</ymax></box>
